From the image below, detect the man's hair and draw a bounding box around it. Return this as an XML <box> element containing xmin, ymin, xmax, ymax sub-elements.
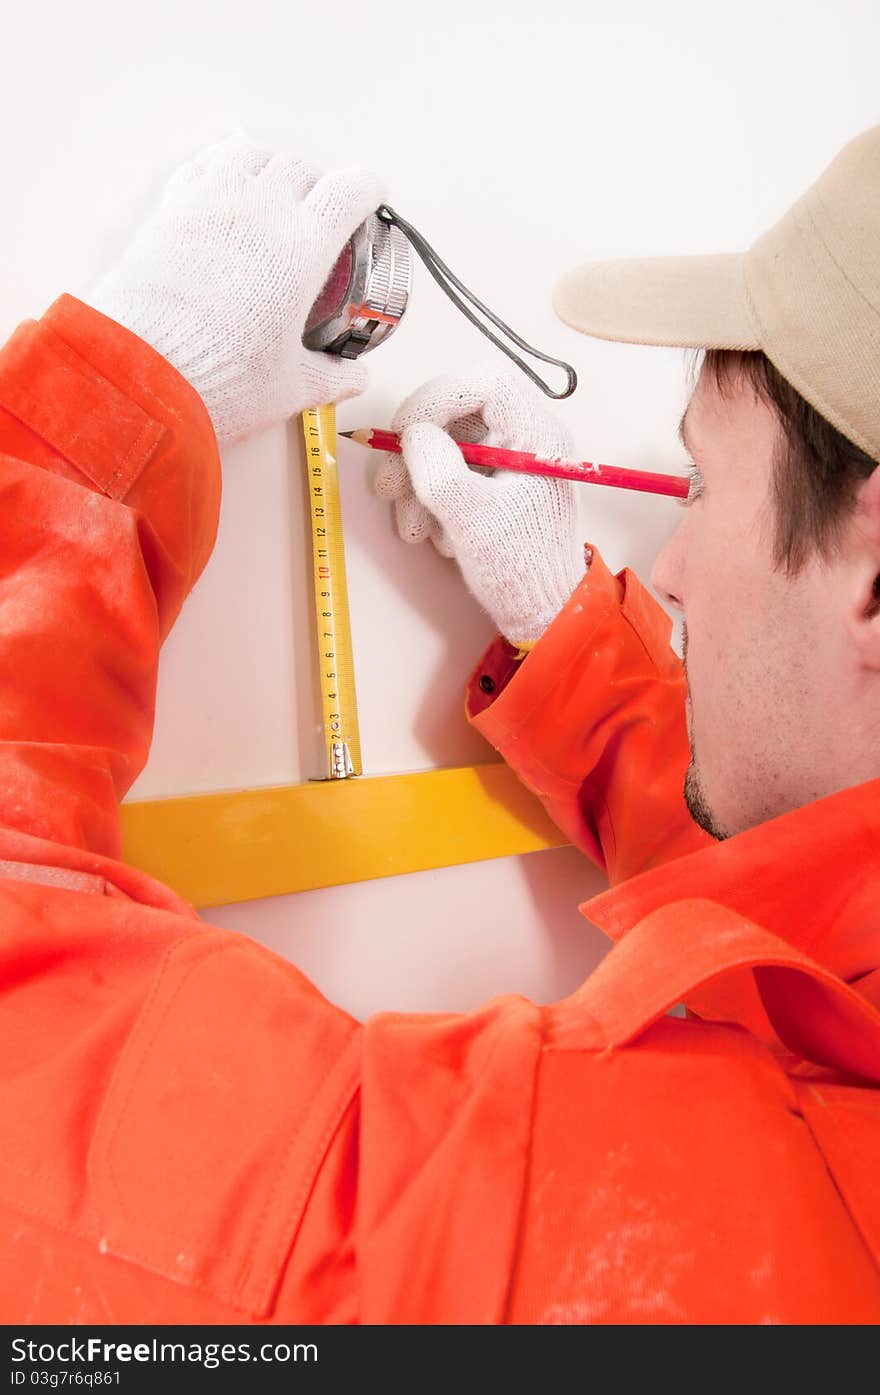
<box><xmin>692</xmin><ymin>349</ymin><xmax>877</xmax><ymax>576</ymax></box>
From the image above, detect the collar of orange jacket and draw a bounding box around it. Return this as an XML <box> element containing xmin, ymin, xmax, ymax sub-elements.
<box><xmin>581</xmin><ymin>773</ymin><xmax>880</xmax><ymax>1037</ymax></box>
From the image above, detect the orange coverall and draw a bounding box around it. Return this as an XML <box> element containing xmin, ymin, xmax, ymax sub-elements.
<box><xmin>0</xmin><ymin>295</ymin><xmax>879</xmax><ymax>1325</ymax></box>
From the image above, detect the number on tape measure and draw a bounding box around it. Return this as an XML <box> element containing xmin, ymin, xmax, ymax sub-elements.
<box><xmin>300</xmin><ymin>405</ymin><xmax>363</xmax><ymax>780</ymax></box>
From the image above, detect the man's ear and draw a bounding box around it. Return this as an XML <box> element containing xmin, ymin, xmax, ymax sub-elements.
<box><xmin>848</xmin><ymin>465</ymin><xmax>880</xmax><ymax>663</ymax></box>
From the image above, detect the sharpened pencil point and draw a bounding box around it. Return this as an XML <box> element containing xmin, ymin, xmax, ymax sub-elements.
<box><xmin>339</xmin><ymin>430</ymin><xmax>354</xmax><ymax>439</ymax></box>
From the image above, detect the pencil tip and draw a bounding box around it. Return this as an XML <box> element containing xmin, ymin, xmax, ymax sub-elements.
<box><xmin>339</xmin><ymin>430</ymin><xmax>354</xmax><ymax>439</ymax></box>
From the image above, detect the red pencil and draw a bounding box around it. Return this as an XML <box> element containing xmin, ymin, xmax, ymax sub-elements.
<box><xmin>340</xmin><ymin>427</ymin><xmax>690</xmax><ymax>500</ymax></box>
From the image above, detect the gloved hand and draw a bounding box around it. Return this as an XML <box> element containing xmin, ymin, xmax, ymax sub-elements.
<box><xmin>84</xmin><ymin>133</ymin><xmax>386</xmax><ymax>444</ymax></box>
<box><xmin>374</xmin><ymin>362</ymin><xmax>586</xmax><ymax>644</ymax></box>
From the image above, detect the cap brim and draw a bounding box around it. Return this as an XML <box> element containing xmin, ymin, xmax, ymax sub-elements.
<box><xmin>552</xmin><ymin>252</ymin><xmax>760</xmax><ymax>350</ymax></box>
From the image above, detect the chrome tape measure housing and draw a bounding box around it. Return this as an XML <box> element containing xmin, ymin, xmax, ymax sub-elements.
<box><xmin>303</xmin><ymin>213</ymin><xmax>411</xmax><ymax>359</ymax></box>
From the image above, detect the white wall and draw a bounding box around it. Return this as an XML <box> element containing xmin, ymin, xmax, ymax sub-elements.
<box><xmin>3</xmin><ymin>0</ymin><xmax>877</xmax><ymax>1018</ymax></box>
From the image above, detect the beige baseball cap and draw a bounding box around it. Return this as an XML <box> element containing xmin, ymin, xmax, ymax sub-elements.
<box><xmin>552</xmin><ymin>125</ymin><xmax>880</xmax><ymax>465</ymax></box>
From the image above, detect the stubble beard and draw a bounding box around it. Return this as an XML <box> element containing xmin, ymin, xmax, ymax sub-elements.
<box><xmin>681</xmin><ymin>622</ymin><xmax>728</xmax><ymax>842</ymax></box>
<box><xmin>683</xmin><ymin>758</ymin><xmax>728</xmax><ymax>841</ymax></box>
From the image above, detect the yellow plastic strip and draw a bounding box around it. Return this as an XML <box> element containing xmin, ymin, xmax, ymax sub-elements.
<box><xmin>120</xmin><ymin>763</ymin><xmax>570</xmax><ymax>909</ymax></box>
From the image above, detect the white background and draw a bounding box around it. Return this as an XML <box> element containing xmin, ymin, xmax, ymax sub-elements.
<box><xmin>2</xmin><ymin>1</ymin><xmax>877</xmax><ymax>1018</ymax></box>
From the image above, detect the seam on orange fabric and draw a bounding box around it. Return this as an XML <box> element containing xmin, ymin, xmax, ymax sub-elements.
<box><xmin>235</xmin><ymin>1033</ymin><xmax>362</xmax><ymax>1316</ymax></box>
<box><xmin>102</xmin><ymin>416</ymin><xmax>167</xmax><ymax>501</ymax></box>
<box><xmin>90</xmin><ymin>932</ymin><xmax>211</xmax><ymax>1229</ymax></box>
<box><xmin>572</xmin><ymin>902</ymin><xmax>880</xmax><ymax>1073</ymax></box>
<box><xmin>481</xmin><ymin>601</ymin><xmax>619</xmax><ymax>800</ymax></box>
<box><xmin>595</xmin><ymin>573</ymin><xmax>684</xmax><ymax>881</ymax></box>
<box><xmin>794</xmin><ymin>1081</ymin><xmax>880</xmax><ymax>1279</ymax></box>
<box><xmin>0</xmin><ymin>1184</ymin><xmax>118</xmax><ymax>1251</ymax></box>
<box><xmin>617</xmin><ymin>569</ymin><xmax>678</xmax><ymax>676</ymax></box>
<box><xmin>0</xmin><ymin>1191</ymin><xmax>248</xmax><ymax>1316</ymax></box>
<box><xmin>0</xmin><ymin>372</ymin><xmax>164</xmax><ymax>501</ymax></box>
<box><xmin>0</xmin><ymin>933</ymin><xmax>201</xmax><ymax>1206</ymax></box>
<box><xmin>543</xmin><ymin>990</ymin><xmax>616</xmax><ymax>1051</ymax></box>
<box><xmin>499</xmin><ymin>1004</ymin><xmax>547</xmax><ymax>1324</ymax></box>
<box><xmin>357</xmin><ymin>998</ymin><xmax>542</xmax><ymax>1322</ymax></box>
<box><xmin>46</xmin><ymin>295</ymin><xmax>204</xmax><ymax>423</ymax></box>
<box><xmin>0</xmin><ymin>323</ymin><xmax>167</xmax><ymax>500</ymax></box>
<box><xmin>591</xmin><ymin>780</ymin><xmax>617</xmax><ymax>875</ymax></box>
<box><xmin>93</xmin><ymin>931</ymin><xmax>361</xmax><ymax>1316</ymax></box>
<box><xmin>94</xmin><ymin>936</ymin><xmax>286</xmax><ymax>1310</ymax></box>
<box><xmin>517</xmin><ymin>599</ymin><xmax>617</xmax><ymax>733</ymax></box>
<box><xmin>479</xmin><ymin>588</ymin><xmax>617</xmax><ymax>752</ymax></box>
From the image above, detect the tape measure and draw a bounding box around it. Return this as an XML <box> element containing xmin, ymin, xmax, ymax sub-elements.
<box><xmin>301</xmin><ymin>404</ymin><xmax>362</xmax><ymax>780</ymax></box>
<box><xmin>299</xmin><ymin>212</ymin><xmax>413</xmax><ymax>780</ymax></box>
<box><xmin>298</xmin><ymin>197</ymin><xmax>576</xmax><ymax>780</ymax></box>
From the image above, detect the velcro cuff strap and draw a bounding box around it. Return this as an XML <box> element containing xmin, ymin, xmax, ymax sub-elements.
<box><xmin>0</xmin><ymin>318</ymin><xmax>166</xmax><ymax>499</ymax></box>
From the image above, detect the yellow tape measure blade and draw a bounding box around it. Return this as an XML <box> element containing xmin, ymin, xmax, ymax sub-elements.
<box><xmin>301</xmin><ymin>404</ymin><xmax>363</xmax><ymax>779</ymax></box>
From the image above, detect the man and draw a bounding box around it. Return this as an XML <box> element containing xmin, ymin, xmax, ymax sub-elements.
<box><xmin>0</xmin><ymin>128</ymin><xmax>877</xmax><ymax>1324</ymax></box>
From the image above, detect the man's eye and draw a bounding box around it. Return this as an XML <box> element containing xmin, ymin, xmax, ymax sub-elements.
<box><xmin>678</xmin><ymin>462</ymin><xmax>705</xmax><ymax>507</ymax></box>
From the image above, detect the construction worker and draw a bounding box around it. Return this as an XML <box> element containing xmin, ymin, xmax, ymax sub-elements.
<box><xmin>0</xmin><ymin>127</ymin><xmax>878</xmax><ymax>1323</ymax></box>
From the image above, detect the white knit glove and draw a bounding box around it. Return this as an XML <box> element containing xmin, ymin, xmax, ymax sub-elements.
<box><xmin>374</xmin><ymin>363</ymin><xmax>585</xmax><ymax>644</ymax></box>
<box><xmin>84</xmin><ymin>134</ymin><xmax>386</xmax><ymax>443</ymax></box>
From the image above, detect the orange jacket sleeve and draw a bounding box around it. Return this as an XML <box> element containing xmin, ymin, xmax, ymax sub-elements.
<box><xmin>0</xmin><ymin>295</ymin><xmax>368</xmax><ymax>1320</ymax></box>
<box><xmin>0</xmin><ymin>294</ymin><xmax>221</xmax><ymax>861</ymax></box>
<box><xmin>465</xmin><ymin>553</ymin><xmax>714</xmax><ymax>884</ymax></box>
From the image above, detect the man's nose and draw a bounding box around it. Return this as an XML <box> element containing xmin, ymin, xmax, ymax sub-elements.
<box><xmin>650</xmin><ymin>523</ymin><xmax>686</xmax><ymax>611</ymax></box>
